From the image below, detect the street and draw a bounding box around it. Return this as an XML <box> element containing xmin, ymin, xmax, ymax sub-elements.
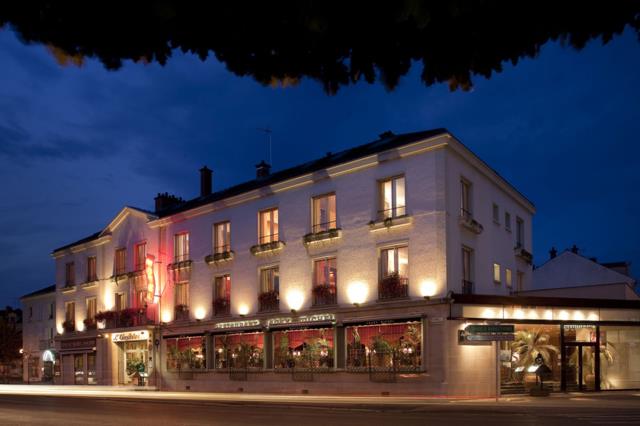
<box><xmin>0</xmin><ymin>389</ymin><xmax>639</xmax><ymax>425</ymax></box>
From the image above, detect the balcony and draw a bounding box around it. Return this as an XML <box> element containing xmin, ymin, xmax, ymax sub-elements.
<box><xmin>458</xmin><ymin>208</ymin><xmax>483</xmax><ymax>234</ymax></box>
<box><xmin>258</xmin><ymin>291</ymin><xmax>280</xmax><ymax>312</ymax></box>
<box><xmin>62</xmin><ymin>320</ymin><xmax>75</xmax><ymax>333</ymax></box>
<box><xmin>83</xmin><ymin>318</ymin><xmax>97</xmax><ymax>331</ymax></box>
<box><xmin>369</xmin><ymin>209</ymin><xmax>412</xmax><ymax>232</ymax></box>
<box><xmin>312</xmin><ymin>285</ymin><xmax>337</xmax><ymax>307</ymax></box>
<box><xmin>96</xmin><ymin>308</ymin><xmax>154</xmax><ymax>329</ymax></box>
<box><xmin>378</xmin><ymin>274</ymin><xmax>409</xmax><ymax>301</ymax></box>
<box><xmin>462</xmin><ymin>280</ymin><xmax>474</xmax><ymax>294</ymax></box>
<box><xmin>213</xmin><ymin>297</ymin><xmax>230</xmax><ymax>317</ymax></box>
<box><xmin>514</xmin><ymin>246</ymin><xmax>533</xmax><ymax>264</ymax></box>
<box><xmin>303</xmin><ymin>227</ymin><xmax>342</xmax><ymax>246</ymax></box>
<box><xmin>205</xmin><ymin>250</ymin><xmax>235</xmax><ymax>265</ymax></box>
<box><xmin>174</xmin><ymin>304</ymin><xmax>190</xmax><ymax>322</ymax></box>
<box><xmin>250</xmin><ymin>240</ymin><xmax>285</xmax><ymax>256</ymax></box>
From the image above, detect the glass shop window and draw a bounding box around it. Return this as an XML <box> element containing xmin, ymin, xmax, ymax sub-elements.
<box><xmin>166</xmin><ymin>336</ymin><xmax>206</xmax><ymax>370</ymax></box>
<box><xmin>273</xmin><ymin>328</ymin><xmax>334</xmax><ymax>369</ymax></box>
<box><xmin>213</xmin><ymin>332</ymin><xmax>264</xmax><ymax>369</ymax></box>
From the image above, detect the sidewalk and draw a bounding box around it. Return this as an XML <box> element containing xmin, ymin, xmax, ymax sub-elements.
<box><xmin>0</xmin><ymin>384</ymin><xmax>638</xmax><ymax>408</ymax></box>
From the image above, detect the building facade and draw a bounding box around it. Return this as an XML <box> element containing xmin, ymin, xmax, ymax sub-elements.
<box><xmin>47</xmin><ymin>128</ymin><xmax>639</xmax><ymax>395</ymax></box>
<box><xmin>20</xmin><ymin>286</ymin><xmax>56</xmax><ymax>383</ymax></box>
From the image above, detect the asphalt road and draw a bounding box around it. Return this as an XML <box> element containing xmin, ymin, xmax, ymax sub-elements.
<box><xmin>1</xmin><ymin>393</ymin><xmax>640</xmax><ymax>426</ymax></box>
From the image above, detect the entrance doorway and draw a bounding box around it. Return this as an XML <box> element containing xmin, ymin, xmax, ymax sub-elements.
<box><xmin>120</xmin><ymin>341</ymin><xmax>149</xmax><ymax>385</ymax></box>
<box><xmin>564</xmin><ymin>344</ymin><xmax>597</xmax><ymax>391</ymax></box>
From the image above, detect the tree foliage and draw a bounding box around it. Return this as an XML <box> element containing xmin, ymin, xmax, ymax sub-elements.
<box><xmin>1</xmin><ymin>1</ymin><xmax>638</xmax><ymax>93</ymax></box>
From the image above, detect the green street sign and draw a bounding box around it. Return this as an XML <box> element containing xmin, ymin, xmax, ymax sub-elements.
<box><xmin>465</xmin><ymin>324</ymin><xmax>514</xmax><ymax>334</ymax></box>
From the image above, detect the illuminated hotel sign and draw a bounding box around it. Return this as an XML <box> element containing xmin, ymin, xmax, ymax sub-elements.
<box><xmin>214</xmin><ymin>319</ymin><xmax>261</xmax><ymax>330</ymax></box>
<box><xmin>267</xmin><ymin>313</ymin><xmax>335</xmax><ymax>327</ymax></box>
<box><xmin>459</xmin><ymin>324</ymin><xmax>515</xmax><ymax>344</ymax></box>
<box><xmin>145</xmin><ymin>254</ymin><xmax>156</xmax><ymax>303</ymax></box>
<box><xmin>112</xmin><ymin>330</ymin><xmax>149</xmax><ymax>342</ymax></box>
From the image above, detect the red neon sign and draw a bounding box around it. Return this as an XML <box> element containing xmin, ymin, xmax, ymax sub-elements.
<box><xmin>145</xmin><ymin>254</ymin><xmax>156</xmax><ymax>303</ymax></box>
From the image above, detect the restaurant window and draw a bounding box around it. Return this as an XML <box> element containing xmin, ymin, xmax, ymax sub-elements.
<box><xmin>115</xmin><ymin>248</ymin><xmax>127</xmax><ymax>275</ymax></box>
<box><xmin>312</xmin><ymin>257</ymin><xmax>337</xmax><ymax>306</ymax></box>
<box><xmin>259</xmin><ymin>266</ymin><xmax>279</xmax><ymax>312</ymax></box>
<box><xmin>166</xmin><ymin>336</ymin><xmax>206</xmax><ymax>370</ymax></box>
<box><xmin>516</xmin><ymin>217</ymin><xmax>525</xmax><ymax>248</ymax></box>
<box><xmin>312</xmin><ymin>193</ymin><xmax>337</xmax><ymax>233</ymax></box>
<box><xmin>87</xmin><ymin>353</ymin><xmax>97</xmax><ymax>385</ymax></box>
<box><xmin>134</xmin><ymin>242</ymin><xmax>146</xmax><ymax>271</ymax></box>
<box><xmin>174</xmin><ymin>232</ymin><xmax>190</xmax><ymax>262</ymax></box>
<box><xmin>600</xmin><ymin>326</ymin><xmax>640</xmax><ymax>390</ymax></box>
<box><xmin>460</xmin><ymin>178</ymin><xmax>472</xmax><ymax>218</ymax></box>
<box><xmin>493</xmin><ymin>263</ymin><xmax>501</xmax><ymax>284</ymax></box>
<box><xmin>259</xmin><ymin>208</ymin><xmax>279</xmax><ymax>244</ymax></box>
<box><xmin>379</xmin><ymin>176</ymin><xmax>406</xmax><ymax>219</ymax></box>
<box><xmin>214</xmin><ymin>275</ymin><xmax>231</xmax><ymax>316</ymax></box>
<box><xmin>74</xmin><ymin>354</ymin><xmax>84</xmax><ymax>385</ymax></box>
<box><xmin>346</xmin><ymin>322</ymin><xmax>422</xmax><ymax>371</ymax></box>
<box><xmin>214</xmin><ymin>332</ymin><xmax>264</xmax><ymax>369</ymax></box>
<box><xmin>500</xmin><ymin>324</ymin><xmax>561</xmax><ymax>392</ymax></box>
<box><xmin>379</xmin><ymin>246</ymin><xmax>408</xmax><ymax>299</ymax></box>
<box><xmin>273</xmin><ymin>328</ymin><xmax>334</xmax><ymax>369</ymax></box>
<box><xmin>115</xmin><ymin>292</ymin><xmax>126</xmax><ymax>311</ymax></box>
<box><xmin>213</xmin><ymin>221</ymin><xmax>231</xmax><ymax>254</ymax></box>
<box><xmin>65</xmin><ymin>262</ymin><xmax>75</xmax><ymax>287</ymax></box>
<box><xmin>87</xmin><ymin>256</ymin><xmax>97</xmax><ymax>282</ymax></box>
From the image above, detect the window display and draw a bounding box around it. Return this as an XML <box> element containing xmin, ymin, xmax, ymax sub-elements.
<box><xmin>346</xmin><ymin>321</ymin><xmax>421</xmax><ymax>371</ymax></box>
<box><xmin>213</xmin><ymin>332</ymin><xmax>264</xmax><ymax>369</ymax></box>
<box><xmin>273</xmin><ymin>328</ymin><xmax>334</xmax><ymax>369</ymax></box>
<box><xmin>166</xmin><ymin>336</ymin><xmax>205</xmax><ymax>371</ymax></box>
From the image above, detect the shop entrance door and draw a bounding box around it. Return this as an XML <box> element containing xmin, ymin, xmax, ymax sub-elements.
<box><xmin>564</xmin><ymin>343</ymin><xmax>597</xmax><ymax>392</ymax></box>
<box><xmin>122</xmin><ymin>341</ymin><xmax>149</xmax><ymax>385</ymax></box>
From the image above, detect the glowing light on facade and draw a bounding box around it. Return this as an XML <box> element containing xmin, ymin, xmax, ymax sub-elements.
<box><xmin>286</xmin><ymin>289</ymin><xmax>304</xmax><ymax>311</ymax></box>
<box><xmin>194</xmin><ymin>307</ymin><xmax>206</xmax><ymax>320</ymax></box>
<box><xmin>161</xmin><ymin>310</ymin><xmax>172</xmax><ymax>323</ymax></box>
<box><xmin>145</xmin><ymin>254</ymin><xmax>156</xmax><ymax>303</ymax></box>
<box><xmin>419</xmin><ymin>279</ymin><xmax>437</xmax><ymax>297</ymax></box>
<box><xmin>237</xmin><ymin>304</ymin><xmax>250</xmax><ymax>316</ymax></box>
<box><xmin>347</xmin><ymin>281</ymin><xmax>368</xmax><ymax>305</ymax></box>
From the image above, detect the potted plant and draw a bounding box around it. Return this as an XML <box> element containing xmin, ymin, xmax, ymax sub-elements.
<box><xmin>62</xmin><ymin>319</ymin><xmax>75</xmax><ymax>333</ymax></box>
<box><xmin>380</xmin><ymin>272</ymin><xmax>406</xmax><ymax>299</ymax></box>
<box><xmin>83</xmin><ymin>318</ymin><xmax>97</xmax><ymax>330</ymax></box>
<box><xmin>119</xmin><ymin>308</ymin><xmax>138</xmax><ymax>327</ymax></box>
<box><xmin>258</xmin><ymin>290</ymin><xmax>279</xmax><ymax>311</ymax></box>
<box><xmin>511</xmin><ymin>329</ymin><xmax>558</xmax><ymax>391</ymax></box>
<box><xmin>312</xmin><ymin>285</ymin><xmax>335</xmax><ymax>305</ymax></box>
<box><xmin>372</xmin><ymin>334</ymin><xmax>392</xmax><ymax>367</ymax></box>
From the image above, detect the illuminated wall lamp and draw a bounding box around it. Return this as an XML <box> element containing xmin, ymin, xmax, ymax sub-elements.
<box><xmin>347</xmin><ymin>281</ymin><xmax>368</xmax><ymax>307</ymax></box>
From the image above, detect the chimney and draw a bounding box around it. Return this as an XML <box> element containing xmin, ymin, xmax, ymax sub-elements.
<box><xmin>154</xmin><ymin>192</ymin><xmax>184</xmax><ymax>213</ymax></box>
<box><xmin>549</xmin><ymin>247</ymin><xmax>557</xmax><ymax>259</ymax></box>
<box><xmin>256</xmin><ymin>160</ymin><xmax>271</xmax><ymax>178</ymax></box>
<box><xmin>570</xmin><ymin>244</ymin><xmax>579</xmax><ymax>254</ymax></box>
<box><xmin>200</xmin><ymin>166</ymin><xmax>212</xmax><ymax>197</ymax></box>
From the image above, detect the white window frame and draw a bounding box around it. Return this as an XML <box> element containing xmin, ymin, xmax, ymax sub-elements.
<box><xmin>379</xmin><ymin>175</ymin><xmax>406</xmax><ymax>219</ymax></box>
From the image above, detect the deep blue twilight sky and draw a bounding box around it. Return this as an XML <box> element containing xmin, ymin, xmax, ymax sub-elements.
<box><xmin>0</xmin><ymin>27</ymin><xmax>639</xmax><ymax>307</ymax></box>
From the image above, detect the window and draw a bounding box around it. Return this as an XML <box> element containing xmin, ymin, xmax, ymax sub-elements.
<box><xmin>312</xmin><ymin>193</ymin><xmax>337</xmax><ymax>233</ymax></box>
<box><xmin>346</xmin><ymin>321</ymin><xmax>422</xmax><ymax>371</ymax></box>
<box><xmin>166</xmin><ymin>336</ymin><xmax>206</xmax><ymax>370</ymax></box>
<box><xmin>87</xmin><ymin>257</ymin><xmax>97</xmax><ymax>282</ymax></box>
<box><xmin>214</xmin><ymin>332</ymin><xmax>264</xmax><ymax>369</ymax></box>
<box><xmin>313</xmin><ymin>257</ymin><xmax>337</xmax><ymax>306</ymax></box>
<box><xmin>493</xmin><ymin>263</ymin><xmax>501</xmax><ymax>284</ymax></box>
<box><xmin>259</xmin><ymin>208</ymin><xmax>279</xmax><ymax>244</ymax></box>
<box><xmin>134</xmin><ymin>242</ymin><xmax>146</xmax><ymax>271</ymax></box>
<box><xmin>462</xmin><ymin>246</ymin><xmax>473</xmax><ymax>293</ymax></box>
<box><xmin>174</xmin><ymin>233</ymin><xmax>190</xmax><ymax>262</ymax></box>
<box><xmin>115</xmin><ymin>248</ymin><xmax>127</xmax><ymax>275</ymax></box>
<box><xmin>135</xmin><ymin>290</ymin><xmax>147</xmax><ymax>309</ymax></box>
<box><xmin>86</xmin><ymin>297</ymin><xmax>97</xmax><ymax>322</ymax></box>
<box><xmin>28</xmin><ymin>306</ymin><xmax>33</xmax><ymax>320</ymax></box>
<box><xmin>214</xmin><ymin>275</ymin><xmax>231</xmax><ymax>316</ymax></box>
<box><xmin>213</xmin><ymin>221</ymin><xmax>231</xmax><ymax>254</ymax></box>
<box><xmin>273</xmin><ymin>328</ymin><xmax>334</xmax><ymax>369</ymax></box>
<box><xmin>493</xmin><ymin>203</ymin><xmax>500</xmax><ymax>223</ymax></box>
<box><xmin>379</xmin><ymin>246</ymin><xmax>409</xmax><ymax>300</ymax></box>
<box><xmin>87</xmin><ymin>353</ymin><xmax>97</xmax><ymax>385</ymax></box>
<box><xmin>379</xmin><ymin>176</ymin><xmax>406</xmax><ymax>219</ymax></box>
<box><xmin>74</xmin><ymin>354</ymin><xmax>84</xmax><ymax>385</ymax></box>
<box><xmin>505</xmin><ymin>268</ymin><xmax>512</xmax><ymax>288</ymax></box>
<box><xmin>505</xmin><ymin>212</ymin><xmax>511</xmax><ymax>231</ymax></box>
<box><xmin>65</xmin><ymin>262</ymin><xmax>75</xmax><ymax>287</ymax></box>
<box><xmin>380</xmin><ymin>246</ymin><xmax>408</xmax><ymax>279</ymax></box>
<box><xmin>516</xmin><ymin>271</ymin><xmax>525</xmax><ymax>291</ymax></box>
<box><xmin>460</xmin><ymin>178</ymin><xmax>472</xmax><ymax>218</ymax></box>
<box><xmin>175</xmin><ymin>282</ymin><xmax>189</xmax><ymax>308</ymax></box>
<box><xmin>115</xmin><ymin>292</ymin><xmax>126</xmax><ymax>311</ymax></box>
<box><xmin>516</xmin><ymin>217</ymin><xmax>525</xmax><ymax>248</ymax></box>
<box><xmin>65</xmin><ymin>301</ymin><xmax>75</xmax><ymax>322</ymax></box>
<box><xmin>49</xmin><ymin>302</ymin><xmax>54</xmax><ymax>320</ymax></box>
<box><xmin>259</xmin><ymin>266</ymin><xmax>279</xmax><ymax>312</ymax></box>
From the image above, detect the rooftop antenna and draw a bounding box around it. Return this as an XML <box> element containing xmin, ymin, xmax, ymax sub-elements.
<box><xmin>257</xmin><ymin>127</ymin><xmax>273</xmax><ymax>165</ymax></box>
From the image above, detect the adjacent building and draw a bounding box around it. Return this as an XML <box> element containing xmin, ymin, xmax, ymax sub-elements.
<box><xmin>20</xmin><ymin>285</ymin><xmax>56</xmax><ymax>382</ymax></box>
<box><xmin>45</xmin><ymin>128</ymin><xmax>640</xmax><ymax>395</ymax></box>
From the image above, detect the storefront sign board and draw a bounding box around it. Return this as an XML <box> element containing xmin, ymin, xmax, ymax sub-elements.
<box><xmin>112</xmin><ymin>330</ymin><xmax>149</xmax><ymax>342</ymax></box>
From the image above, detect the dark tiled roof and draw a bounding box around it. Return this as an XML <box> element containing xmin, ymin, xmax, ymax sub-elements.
<box><xmin>156</xmin><ymin>128</ymin><xmax>448</xmax><ymax>217</ymax></box>
<box><xmin>52</xmin><ymin>231</ymin><xmax>101</xmax><ymax>254</ymax></box>
<box><xmin>20</xmin><ymin>285</ymin><xmax>56</xmax><ymax>300</ymax></box>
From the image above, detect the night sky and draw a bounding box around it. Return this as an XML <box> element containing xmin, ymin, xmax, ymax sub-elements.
<box><xmin>1</xmin><ymin>26</ymin><xmax>638</xmax><ymax>307</ymax></box>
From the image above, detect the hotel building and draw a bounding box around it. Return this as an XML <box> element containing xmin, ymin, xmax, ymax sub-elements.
<box><xmin>48</xmin><ymin>129</ymin><xmax>640</xmax><ymax>395</ymax></box>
